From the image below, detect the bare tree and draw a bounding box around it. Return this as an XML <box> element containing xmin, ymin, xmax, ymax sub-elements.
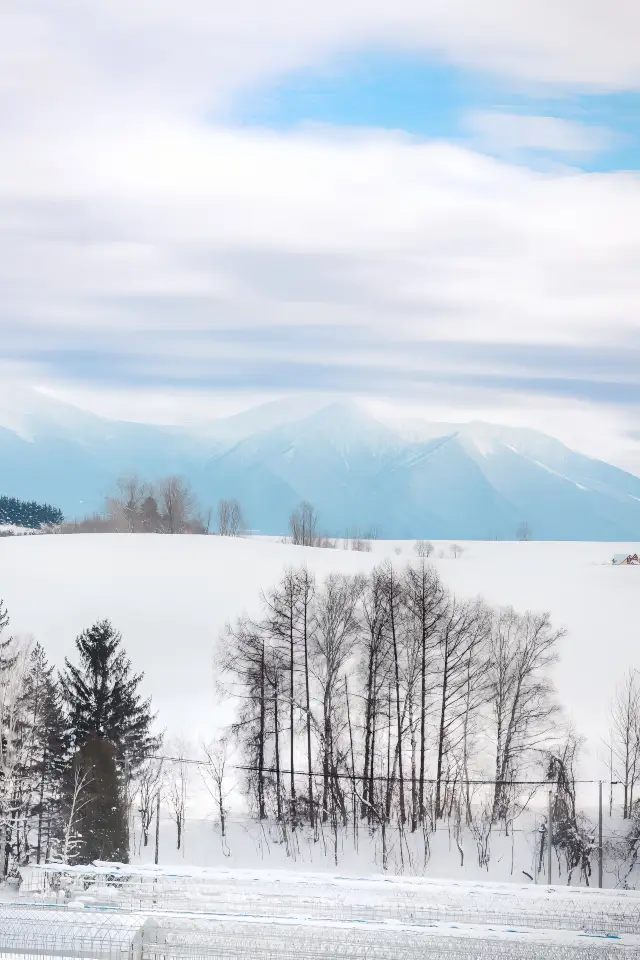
<box><xmin>360</xmin><ymin>567</ymin><xmax>391</xmax><ymax>824</ymax></box>
<box><xmin>450</xmin><ymin>544</ymin><xmax>464</xmax><ymax>559</ymax></box>
<box><xmin>433</xmin><ymin>597</ymin><xmax>490</xmax><ymax>820</ymax></box>
<box><xmin>516</xmin><ymin>522</ymin><xmax>533</xmax><ymax>542</ymax></box>
<box><xmin>157</xmin><ymin>477</ymin><xmax>196</xmax><ymax>534</ymax></box>
<box><xmin>289</xmin><ymin>501</ymin><xmax>319</xmax><ymax>547</ymax></box>
<box><xmin>136</xmin><ymin>756</ymin><xmax>165</xmax><ymax>850</ymax></box>
<box><xmin>344</xmin><ymin>528</ymin><xmax>372</xmax><ymax>552</ymax></box>
<box><xmin>414</xmin><ymin>541</ymin><xmax>434</xmax><ymax>559</ymax></box>
<box><xmin>0</xmin><ymin>634</ymin><xmax>31</xmax><ymax>876</ymax></box>
<box><xmin>201</xmin><ymin>737</ymin><xmax>233</xmax><ymax>841</ymax></box>
<box><xmin>404</xmin><ymin>560</ymin><xmax>447</xmax><ymax>824</ymax></box>
<box><xmin>611</xmin><ymin>669</ymin><xmax>640</xmax><ymax>819</ymax></box>
<box><xmin>487</xmin><ymin>607</ymin><xmax>562</xmax><ymax>822</ymax></box>
<box><xmin>106</xmin><ymin>475</ymin><xmax>151</xmax><ymax>532</ymax></box>
<box><xmin>217</xmin><ymin>618</ymin><xmax>269</xmax><ymax>820</ymax></box>
<box><xmin>60</xmin><ymin>765</ymin><xmax>94</xmax><ymax>864</ymax></box>
<box><xmin>311</xmin><ymin>574</ymin><xmax>364</xmax><ymax>823</ymax></box>
<box><xmin>218</xmin><ymin>499</ymin><xmax>246</xmax><ymax>537</ymax></box>
<box><xmin>166</xmin><ymin>742</ymin><xmax>190</xmax><ymax>850</ymax></box>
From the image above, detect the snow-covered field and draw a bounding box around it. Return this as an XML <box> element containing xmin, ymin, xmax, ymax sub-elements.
<box><xmin>0</xmin><ymin>532</ymin><xmax>636</xmax><ymax>759</ymax></box>
<box><xmin>1</xmin><ymin>533</ymin><xmax>639</xmax><ymax>884</ymax></box>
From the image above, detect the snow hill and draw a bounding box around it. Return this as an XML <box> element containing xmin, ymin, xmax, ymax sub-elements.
<box><xmin>0</xmin><ymin>533</ymin><xmax>636</xmax><ymax>768</ymax></box>
<box><xmin>2</xmin><ymin>385</ymin><xmax>640</xmax><ymax>539</ymax></box>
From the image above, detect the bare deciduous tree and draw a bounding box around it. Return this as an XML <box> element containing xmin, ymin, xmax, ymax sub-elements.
<box><xmin>414</xmin><ymin>540</ymin><xmax>434</xmax><ymax>559</ymax></box>
<box><xmin>611</xmin><ymin>669</ymin><xmax>640</xmax><ymax>819</ymax></box>
<box><xmin>218</xmin><ymin>499</ymin><xmax>246</xmax><ymax>537</ymax></box>
<box><xmin>289</xmin><ymin>501</ymin><xmax>319</xmax><ymax>547</ymax></box>
<box><xmin>487</xmin><ymin>608</ymin><xmax>562</xmax><ymax>822</ymax></box>
<box><xmin>166</xmin><ymin>741</ymin><xmax>190</xmax><ymax>850</ymax></box>
<box><xmin>157</xmin><ymin>477</ymin><xmax>196</xmax><ymax>535</ymax></box>
<box><xmin>312</xmin><ymin>574</ymin><xmax>364</xmax><ymax>823</ymax></box>
<box><xmin>516</xmin><ymin>522</ymin><xmax>533</xmax><ymax>542</ymax></box>
<box><xmin>136</xmin><ymin>756</ymin><xmax>165</xmax><ymax>850</ymax></box>
<box><xmin>60</xmin><ymin>765</ymin><xmax>94</xmax><ymax>864</ymax></box>
<box><xmin>106</xmin><ymin>475</ymin><xmax>151</xmax><ymax>533</ymax></box>
<box><xmin>201</xmin><ymin>737</ymin><xmax>233</xmax><ymax>842</ymax></box>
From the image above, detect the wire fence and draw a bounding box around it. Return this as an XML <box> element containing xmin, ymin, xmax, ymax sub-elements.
<box><xmin>14</xmin><ymin>865</ymin><xmax>640</xmax><ymax>937</ymax></box>
<box><xmin>0</xmin><ymin>904</ymin><xmax>636</xmax><ymax>960</ymax></box>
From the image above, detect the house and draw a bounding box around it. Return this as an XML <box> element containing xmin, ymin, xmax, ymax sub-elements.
<box><xmin>612</xmin><ymin>553</ymin><xmax>640</xmax><ymax>565</ymax></box>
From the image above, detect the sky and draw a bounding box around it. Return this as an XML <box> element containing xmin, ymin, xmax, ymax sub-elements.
<box><xmin>2</xmin><ymin>1</ymin><xmax>640</xmax><ymax>472</ymax></box>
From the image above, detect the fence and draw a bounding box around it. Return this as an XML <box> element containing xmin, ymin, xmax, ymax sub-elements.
<box><xmin>0</xmin><ymin>904</ymin><xmax>635</xmax><ymax>960</ymax></box>
<box><xmin>14</xmin><ymin>863</ymin><xmax>640</xmax><ymax>937</ymax></box>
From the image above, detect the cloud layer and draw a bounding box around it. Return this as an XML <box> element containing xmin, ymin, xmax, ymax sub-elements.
<box><xmin>1</xmin><ymin>0</ymin><xmax>640</xmax><ymax>469</ymax></box>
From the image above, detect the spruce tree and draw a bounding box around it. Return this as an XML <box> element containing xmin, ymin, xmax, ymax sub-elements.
<box><xmin>67</xmin><ymin>735</ymin><xmax>128</xmax><ymax>864</ymax></box>
<box><xmin>59</xmin><ymin>620</ymin><xmax>159</xmax><ymax>769</ymax></box>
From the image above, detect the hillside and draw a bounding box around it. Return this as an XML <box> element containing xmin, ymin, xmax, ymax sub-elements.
<box><xmin>2</xmin><ymin>387</ymin><xmax>640</xmax><ymax>539</ymax></box>
<box><xmin>0</xmin><ymin>532</ymin><xmax>636</xmax><ymax>764</ymax></box>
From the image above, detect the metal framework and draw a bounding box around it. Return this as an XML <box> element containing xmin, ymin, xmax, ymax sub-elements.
<box><xmin>17</xmin><ymin>865</ymin><xmax>640</xmax><ymax>938</ymax></box>
<box><xmin>0</xmin><ymin>904</ymin><xmax>634</xmax><ymax>960</ymax></box>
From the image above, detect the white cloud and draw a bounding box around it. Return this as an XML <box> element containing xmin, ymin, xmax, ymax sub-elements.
<box><xmin>465</xmin><ymin>112</ymin><xmax>614</xmax><ymax>156</ymax></box>
<box><xmin>1</xmin><ymin>1</ymin><xmax>640</xmax><ymax>468</ymax></box>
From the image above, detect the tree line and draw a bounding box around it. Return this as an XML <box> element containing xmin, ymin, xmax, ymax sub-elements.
<box><xmin>217</xmin><ymin>560</ymin><xmax>605</xmax><ymax>876</ymax></box>
<box><xmin>0</xmin><ymin>496</ymin><xmax>63</xmax><ymax>530</ymax></box>
<box><xmin>0</xmin><ymin>605</ymin><xmax>157</xmax><ymax>877</ymax></box>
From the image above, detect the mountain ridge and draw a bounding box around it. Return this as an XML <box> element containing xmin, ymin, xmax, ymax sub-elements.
<box><xmin>1</xmin><ymin>386</ymin><xmax>639</xmax><ymax>540</ymax></box>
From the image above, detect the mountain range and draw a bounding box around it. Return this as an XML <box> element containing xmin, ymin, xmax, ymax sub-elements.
<box><xmin>2</xmin><ymin>385</ymin><xmax>640</xmax><ymax>540</ymax></box>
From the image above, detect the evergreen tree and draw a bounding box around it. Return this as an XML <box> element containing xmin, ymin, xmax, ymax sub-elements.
<box><xmin>21</xmin><ymin>644</ymin><xmax>69</xmax><ymax>863</ymax></box>
<box><xmin>0</xmin><ymin>496</ymin><xmax>63</xmax><ymax>529</ymax></box>
<box><xmin>66</xmin><ymin>734</ymin><xmax>128</xmax><ymax>864</ymax></box>
<box><xmin>59</xmin><ymin>620</ymin><xmax>159</xmax><ymax>769</ymax></box>
<box><xmin>0</xmin><ymin>600</ymin><xmax>16</xmax><ymax>675</ymax></box>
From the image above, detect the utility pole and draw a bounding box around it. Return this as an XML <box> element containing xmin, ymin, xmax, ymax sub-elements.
<box><xmin>599</xmin><ymin>780</ymin><xmax>604</xmax><ymax>889</ymax></box>
<box><xmin>609</xmin><ymin>744</ymin><xmax>614</xmax><ymax>817</ymax></box>
<box><xmin>547</xmin><ymin>790</ymin><xmax>553</xmax><ymax>885</ymax></box>
<box><xmin>124</xmin><ymin>754</ymin><xmax>130</xmax><ymax>855</ymax></box>
<box><xmin>154</xmin><ymin>791</ymin><xmax>161</xmax><ymax>865</ymax></box>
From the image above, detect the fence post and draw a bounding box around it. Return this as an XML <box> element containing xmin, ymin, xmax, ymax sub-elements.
<box><xmin>547</xmin><ymin>790</ymin><xmax>553</xmax><ymax>885</ymax></box>
<box><xmin>599</xmin><ymin>780</ymin><xmax>603</xmax><ymax>889</ymax></box>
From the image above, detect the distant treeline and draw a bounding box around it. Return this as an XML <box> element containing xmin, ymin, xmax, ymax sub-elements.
<box><xmin>0</xmin><ymin>495</ymin><xmax>64</xmax><ymax>529</ymax></box>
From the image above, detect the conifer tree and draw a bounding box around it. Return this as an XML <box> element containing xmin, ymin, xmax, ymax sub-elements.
<box><xmin>59</xmin><ymin>620</ymin><xmax>159</xmax><ymax>770</ymax></box>
<box><xmin>21</xmin><ymin>644</ymin><xmax>69</xmax><ymax>863</ymax></box>
<box><xmin>0</xmin><ymin>600</ymin><xmax>16</xmax><ymax>675</ymax></box>
<box><xmin>66</xmin><ymin>734</ymin><xmax>128</xmax><ymax>864</ymax></box>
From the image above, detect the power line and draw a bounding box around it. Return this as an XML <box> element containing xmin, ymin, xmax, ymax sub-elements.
<box><xmin>145</xmin><ymin>755</ymin><xmax>618</xmax><ymax>786</ymax></box>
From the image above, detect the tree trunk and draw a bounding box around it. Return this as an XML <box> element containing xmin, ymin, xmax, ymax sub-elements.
<box><xmin>389</xmin><ymin>578</ymin><xmax>406</xmax><ymax>824</ymax></box>
<box><xmin>303</xmin><ymin>606</ymin><xmax>314</xmax><ymax>829</ymax></box>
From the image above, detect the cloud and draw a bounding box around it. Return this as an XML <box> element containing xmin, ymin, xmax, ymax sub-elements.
<box><xmin>1</xmin><ymin>1</ymin><xmax>640</xmax><ymax>471</ymax></box>
<box><xmin>465</xmin><ymin>112</ymin><xmax>614</xmax><ymax>156</ymax></box>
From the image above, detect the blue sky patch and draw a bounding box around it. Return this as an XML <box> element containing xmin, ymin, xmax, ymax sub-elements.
<box><xmin>228</xmin><ymin>50</ymin><xmax>639</xmax><ymax>173</ymax></box>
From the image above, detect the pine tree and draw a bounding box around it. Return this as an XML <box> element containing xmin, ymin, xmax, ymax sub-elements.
<box><xmin>66</xmin><ymin>734</ymin><xmax>128</xmax><ymax>865</ymax></box>
<box><xmin>59</xmin><ymin>620</ymin><xmax>159</xmax><ymax>770</ymax></box>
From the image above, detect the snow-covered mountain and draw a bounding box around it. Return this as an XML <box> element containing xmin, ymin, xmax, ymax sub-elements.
<box><xmin>1</xmin><ymin>386</ymin><xmax>640</xmax><ymax>539</ymax></box>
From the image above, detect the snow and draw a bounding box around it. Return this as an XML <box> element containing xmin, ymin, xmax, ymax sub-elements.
<box><xmin>0</xmin><ymin>532</ymin><xmax>637</xmax><ymax>761</ymax></box>
<box><xmin>3</xmin><ymin>390</ymin><xmax>640</xmax><ymax>538</ymax></box>
<box><xmin>3</xmin><ymin>533</ymin><xmax>640</xmax><ymax>884</ymax></box>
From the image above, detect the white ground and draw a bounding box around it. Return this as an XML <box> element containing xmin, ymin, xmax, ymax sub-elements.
<box><xmin>1</xmin><ymin>533</ymin><xmax>639</xmax><ymax>883</ymax></box>
<box><xmin>0</xmin><ymin>533</ymin><xmax>636</xmax><ymax>763</ymax></box>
